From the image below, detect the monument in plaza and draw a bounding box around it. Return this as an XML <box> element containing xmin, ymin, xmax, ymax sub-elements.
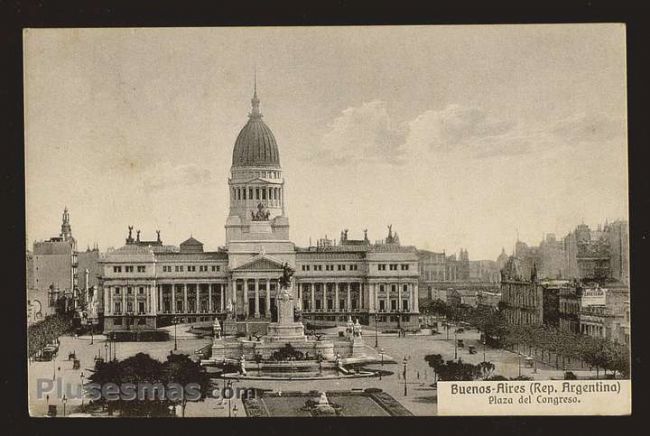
<box><xmin>265</xmin><ymin>263</ymin><xmax>308</xmax><ymax>342</ymax></box>
<box><xmin>208</xmin><ymin>264</ymin><xmax>383</xmax><ymax>379</ymax></box>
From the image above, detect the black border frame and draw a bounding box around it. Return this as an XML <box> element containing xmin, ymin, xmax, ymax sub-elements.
<box><xmin>1</xmin><ymin>1</ymin><xmax>647</xmax><ymax>435</ymax></box>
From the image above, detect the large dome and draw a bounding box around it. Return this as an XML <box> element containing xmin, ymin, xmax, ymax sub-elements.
<box><xmin>231</xmin><ymin>90</ymin><xmax>280</xmax><ymax>168</ymax></box>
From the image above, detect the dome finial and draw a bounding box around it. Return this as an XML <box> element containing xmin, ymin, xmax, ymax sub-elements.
<box><xmin>250</xmin><ymin>66</ymin><xmax>261</xmax><ymax>118</ymax></box>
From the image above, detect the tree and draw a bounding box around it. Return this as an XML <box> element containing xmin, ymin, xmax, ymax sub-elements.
<box><xmin>477</xmin><ymin>361</ymin><xmax>496</xmax><ymax>380</ymax></box>
<box><xmin>163</xmin><ymin>353</ymin><xmax>210</xmax><ymax>417</ymax></box>
<box><xmin>420</xmin><ymin>299</ymin><xmax>450</xmax><ymax>317</ymax></box>
<box><xmin>427</xmin><ymin>358</ymin><xmax>482</xmax><ymax>382</ymax></box>
<box><xmin>424</xmin><ymin>354</ymin><xmax>444</xmax><ymax>383</ymax></box>
<box><xmin>88</xmin><ymin>352</ymin><xmax>169</xmax><ymax>417</ymax></box>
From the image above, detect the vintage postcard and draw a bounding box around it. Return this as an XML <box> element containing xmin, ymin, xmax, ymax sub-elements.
<box><xmin>25</xmin><ymin>24</ymin><xmax>630</xmax><ymax>417</ymax></box>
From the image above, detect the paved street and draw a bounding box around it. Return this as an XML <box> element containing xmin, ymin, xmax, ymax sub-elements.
<box><xmin>28</xmin><ymin>323</ymin><xmax>600</xmax><ymax>417</ymax></box>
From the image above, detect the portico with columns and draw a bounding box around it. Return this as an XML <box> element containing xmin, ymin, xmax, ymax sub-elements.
<box><xmin>100</xmin><ymin>83</ymin><xmax>420</xmax><ymax>334</ymax></box>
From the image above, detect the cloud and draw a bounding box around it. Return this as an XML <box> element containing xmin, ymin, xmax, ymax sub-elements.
<box><xmin>313</xmin><ymin>100</ymin><xmax>408</xmax><ymax>165</ymax></box>
<box><xmin>550</xmin><ymin>112</ymin><xmax>626</xmax><ymax>143</ymax></box>
<box><xmin>141</xmin><ymin>162</ymin><xmax>215</xmax><ymax>193</ymax></box>
<box><xmin>315</xmin><ymin>101</ymin><xmax>626</xmax><ymax>165</ymax></box>
<box><xmin>408</xmin><ymin>105</ymin><xmax>516</xmax><ymax>149</ymax></box>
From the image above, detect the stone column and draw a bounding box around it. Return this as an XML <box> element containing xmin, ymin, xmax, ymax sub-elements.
<box><xmin>346</xmin><ymin>284</ymin><xmax>351</xmax><ymax>312</ymax></box>
<box><xmin>254</xmin><ymin>279</ymin><xmax>260</xmax><ymax>318</ymax></box>
<box><xmin>413</xmin><ymin>283</ymin><xmax>419</xmax><ymax>312</ymax></box>
<box><xmin>220</xmin><ymin>284</ymin><xmax>225</xmax><ymax>312</ymax></box>
<box><xmin>323</xmin><ymin>283</ymin><xmax>328</xmax><ymax>311</ymax></box>
<box><xmin>171</xmin><ymin>285</ymin><xmax>176</xmax><ymax>313</ymax></box>
<box><xmin>145</xmin><ymin>285</ymin><xmax>150</xmax><ymax>313</ymax></box>
<box><xmin>122</xmin><ymin>287</ymin><xmax>126</xmax><ymax>314</ymax></box>
<box><xmin>243</xmin><ymin>280</ymin><xmax>249</xmax><ymax>316</ymax></box>
<box><xmin>208</xmin><ymin>284</ymin><xmax>213</xmax><ymax>313</ymax></box>
<box><xmin>230</xmin><ymin>279</ymin><xmax>235</xmax><ymax>306</ymax></box>
<box><xmin>311</xmin><ymin>283</ymin><xmax>316</xmax><ymax>311</ymax></box>
<box><xmin>398</xmin><ymin>283</ymin><xmax>403</xmax><ymax>311</ymax></box>
<box><xmin>195</xmin><ymin>285</ymin><xmax>200</xmax><ymax>313</ymax></box>
<box><xmin>335</xmin><ymin>283</ymin><xmax>340</xmax><ymax>311</ymax></box>
<box><xmin>183</xmin><ymin>284</ymin><xmax>188</xmax><ymax>314</ymax></box>
<box><xmin>266</xmin><ymin>279</ymin><xmax>271</xmax><ymax>316</ymax></box>
<box><xmin>360</xmin><ymin>283</ymin><xmax>364</xmax><ymax>309</ymax></box>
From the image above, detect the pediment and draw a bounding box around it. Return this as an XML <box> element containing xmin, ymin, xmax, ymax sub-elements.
<box><xmin>245</xmin><ymin>177</ymin><xmax>275</xmax><ymax>185</ymax></box>
<box><xmin>233</xmin><ymin>254</ymin><xmax>285</xmax><ymax>272</ymax></box>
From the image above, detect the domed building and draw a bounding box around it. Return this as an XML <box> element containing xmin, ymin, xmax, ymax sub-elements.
<box><xmin>100</xmin><ymin>85</ymin><xmax>420</xmax><ymax>336</ymax></box>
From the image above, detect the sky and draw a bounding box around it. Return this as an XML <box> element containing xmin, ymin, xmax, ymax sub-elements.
<box><xmin>24</xmin><ymin>25</ymin><xmax>628</xmax><ymax>260</ymax></box>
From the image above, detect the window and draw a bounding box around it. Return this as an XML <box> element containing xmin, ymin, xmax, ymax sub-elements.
<box><xmin>243</xmin><ymin>188</ymin><xmax>247</xmax><ymax>200</ymax></box>
<box><xmin>175</xmin><ymin>265</ymin><xmax>184</xmax><ymax>272</ymax></box>
<box><xmin>403</xmin><ymin>299</ymin><xmax>409</xmax><ymax>310</ymax></box>
<box><xmin>139</xmin><ymin>287</ymin><xmax>144</xmax><ymax>295</ymax></box>
<box><xmin>401</xmin><ymin>264</ymin><xmax>409</xmax><ymax>270</ymax></box>
<box><xmin>249</xmin><ymin>188</ymin><xmax>253</xmax><ymax>199</ymax></box>
<box><xmin>188</xmin><ymin>265</ymin><xmax>196</xmax><ymax>272</ymax></box>
<box><xmin>137</xmin><ymin>265</ymin><xmax>146</xmax><ymax>273</ymax></box>
<box><xmin>338</xmin><ymin>264</ymin><xmax>346</xmax><ymax>271</ymax></box>
<box><xmin>301</xmin><ymin>265</ymin><xmax>310</xmax><ymax>271</ymax></box>
<box><xmin>127</xmin><ymin>301</ymin><xmax>133</xmax><ymax>313</ymax></box>
<box><xmin>139</xmin><ymin>302</ymin><xmax>145</xmax><ymax>314</ymax></box>
<box><xmin>256</xmin><ymin>188</ymin><xmax>260</xmax><ymax>200</ymax></box>
<box><xmin>349</xmin><ymin>264</ymin><xmax>358</xmax><ymax>271</ymax></box>
<box><xmin>115</xmin><ymin>287</ymin><xmax>121</xmax><ymax>295</ymax></box>
<box><xmin>125</xmin><ymin>266</ymin><xmax>134</xmax><ymax>273</ymax></box>
<box><xmin>113</xmin><ymin>266</ymin><xmax>122</xmax><ymax>273</ymax></box>
<box><xmin>379</xmin><ymin>300</ymin><xmax>386</xmax><ymax>311</ymax></box>
<box><xmin>326</xmin><ymin>264</ymin><xmax>334</xmax><ymax>271</ymax></box>
<box><xmin>114</xmin><ymin>302</ymin><xmax>121</xmax><ymax>314</ymax></box>
<box><xmin>212</xmin><ymin>265</ymin><xmax>220</xmax><ymax>272</ymax></box>
<box><xmin>378</xmin><ymin>264</ymin><xmax>386</xmax><ymax>271</ymax></box>
<box><xmin>314</xmin><ymin>265</ymin><xmax>322</xmax><ymax>271</ymax></box>
<box><xmin>389</xmin><ymin>264</ymin><xmax>398</xmax><ymax>271</ymax></box>
<box><xmin>127</xmin><ymin>287</ymin><xmax>132</xmax><ymax>295</ymax></box>
<box><xmin>391</xmin><ymin>300</ymin><xmax>397</xmax><ymax>311</ymax></box>
<box><xmin>262</xmin><ymin>188</ymin><xmax>266</xmax><ymax>200</ymax></box>
<box><xmin>162</xmin><ymin>266</ymin><xmax>171</xmax><ymax>272</ymax></box>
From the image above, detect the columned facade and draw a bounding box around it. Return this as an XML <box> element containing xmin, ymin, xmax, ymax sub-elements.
<box><xmin>100</xmin><ymin>86</ymin><xmax>421</xmax><ymax>334</ymax></box>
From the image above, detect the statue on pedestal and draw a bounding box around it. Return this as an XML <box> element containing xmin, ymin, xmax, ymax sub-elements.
<box><xmin>226</xmin><ymin>299</ymin><xmax>234</xmax><ymax>319</ymax></box>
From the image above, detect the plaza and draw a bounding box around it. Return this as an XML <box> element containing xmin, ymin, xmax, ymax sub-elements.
<box><xmin>28</xmin><ymin>321</ymin><xmax>601</xmax><ymax>417</ymax></box>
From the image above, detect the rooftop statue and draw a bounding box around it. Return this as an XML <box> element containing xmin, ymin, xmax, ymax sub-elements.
<box><xmin>251</xmin><ymin>202</ymin><xmax>271</xmax><ymax>221</ymax></box>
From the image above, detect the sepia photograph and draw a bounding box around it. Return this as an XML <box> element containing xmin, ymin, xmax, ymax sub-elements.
<box><xmin>24</xmin><ymin>24</ymin><xmax>630</xmax><ymax>417</ymax></box>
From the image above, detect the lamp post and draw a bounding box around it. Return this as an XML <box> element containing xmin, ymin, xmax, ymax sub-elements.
<box><xmin>62</xmin><ymin>394</ymin><xmax>67</xmax><ymax>417</ymax></box>
<box><xmin>88</xmin><ymin>320</ymin><xmax>94</xmax><ymax>345</ymax></box>
<box><xmin>483</xmin><ymin>339</ymin><xmax>486</xmax><ymax>362</ymax></box>
<box><xmin>454</xmin><ymin>327</ymin><xmax>458</xmax><ymax>360</ymax></box>
<box><xmin>104</xmin><ymin>342</ymin><xmax>108</xmax><ymax>361</ymax></box>
<box><xmin>173</xmin><ymin>316</ymin><xmax>178</xmax><ymax>351</ymax></box>
<box><xmin>374</xmin><ymin>313</ymin><xmax>379</xmax><ymax>348</ymax></box>
<box><xmin>52</xmin><ymin>356</ymin><xmax>56</xmax><ymax>380</ymax></box>
<box><xmin>379</xmin><ymin>348</ymin><xmax>385</xmax><ymax>381</ymax></box>
<box><xmin>80</xmin><ymin>372</ymin><xmax>85</xmax><ymax>407</ymax></box>
<box><xmin>402</xmin><ymin>356</ymin><xmax>408</xmax><ymax>396</ymax></box>
<box><xmin>232</xmin><ymin>404</ymin><xmax>238</xmax><ymax>417</ymax></box>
